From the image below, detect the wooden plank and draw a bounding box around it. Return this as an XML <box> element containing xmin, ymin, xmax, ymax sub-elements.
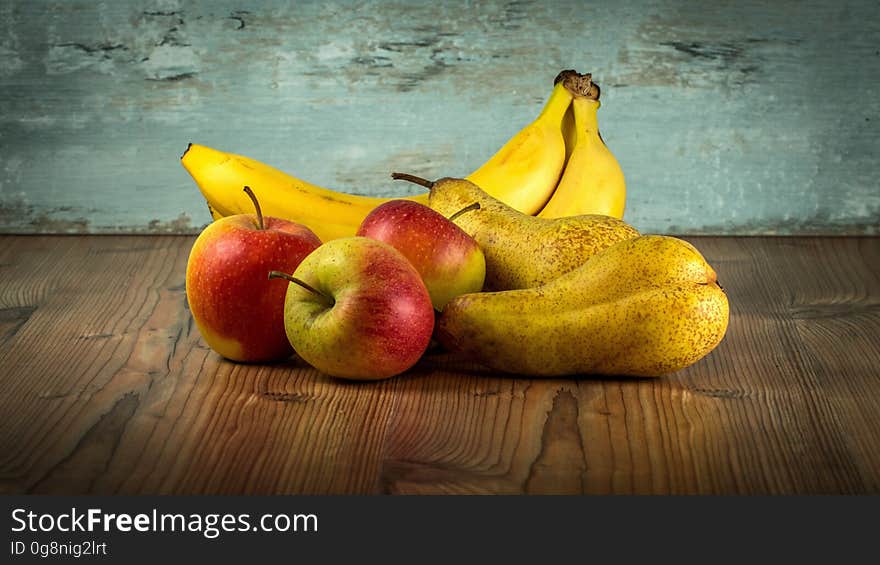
<box><xmin>0</xmin><ymin>235</ymin><xmax>878</xmax><ymax>494</ymax></box>
<box><xmin>0</xmin><ymin>235</ymin><xmax>400</xmax><ymax>494</ymax></box>
<box><xmin>380</xmin><ymin>238</ymin><xmax>880</xmax><ymax>494</ymax></box>
<box><xmin>769</xmin><ymin>238</ymin><xmax>880</xmax><ymax>489</ymax></box>
<box><xmin>0</xmin><ymin>1</ymin><xmax>878</xmax><ymax>235</ymax></box>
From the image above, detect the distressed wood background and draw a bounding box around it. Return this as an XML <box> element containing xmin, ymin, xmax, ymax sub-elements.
<box><xmin>0</xmin><ymin>0</ymin><xmax>877</xmax><ymax>235</ymax></box>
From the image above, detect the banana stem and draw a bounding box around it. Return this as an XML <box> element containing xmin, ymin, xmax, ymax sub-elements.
<box><xmin>555</xmin><ymin>70</ymin><xmax>600</xmax><ymax>100</ymax></box>
<box><xmin>391</xmin><ymin>172</ymin><xmax>434</xmax><ymax>189</ymax></box>
<box><xmin>448</xmin><ymin>202</ymin><xmax>481</xmax><ymax>223</ymax></box>
<box><xmin>243</xmin><ymin>186</ymin><xmax>264</xmax><ymax>230</ymax></box>
<box><xmin>268</xmin><ymin>271</ymin><xmax>335</xmax><ymax>306</ymax></box>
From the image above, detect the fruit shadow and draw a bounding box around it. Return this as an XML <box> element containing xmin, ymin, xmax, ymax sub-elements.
<box><xmin>406</xmin><ymin>345</ymin><xmax>662</xmax><ymax>383</ymax></box>
<box><xmin>265</xmin><ymin>347</ymin><xmax>660</xmax><ymax>386</ymax></box>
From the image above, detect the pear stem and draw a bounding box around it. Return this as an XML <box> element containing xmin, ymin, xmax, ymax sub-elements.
<box><xmin>243</xmin><ymin>186</ymin><xmax>264</xmax><ymax>230</ymax></box>
<box><xmin>448</xmin><ymin>202</ymin><xmax>481</xmax><ymax>223</ymax></box>
<box><xmin>391</xmin><ymin>172</ymin><xmax>434</xmax><ymax>189</ymax></box>
<box><xmin>268</xmin><ymin>271</ymin><xmax>334</xmax><ymax>306</ymax></box>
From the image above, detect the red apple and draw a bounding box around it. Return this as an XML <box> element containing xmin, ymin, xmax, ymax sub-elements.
<box><xmin>270</xmin><ymin>237</ymin><xmax>435</xmax><ymax>380</ymax></box>
<box><xmin>186</xmin><ymin>186</ymin><xmax>322</xmax><ymax>362</ymax></box>
<box><xmin>356</xmin><ymin>199</ymin><xmax>486</xmax><ymax>310</ymax></box>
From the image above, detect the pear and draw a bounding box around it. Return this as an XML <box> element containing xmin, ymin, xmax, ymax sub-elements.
<box><xmin>435</xmin><ymin>235</ymin><xmax>729</xmax><ymax>377</ymax></box>
<box><xmin>392</xmin><ymin>174</ymin><xmax>639</xmax><ymax>291</ymax></box>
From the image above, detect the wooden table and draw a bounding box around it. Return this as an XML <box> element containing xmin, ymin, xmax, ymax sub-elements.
<box><xmin>0</xmin><ymin>235</ymin><xmax>878</xmax><ymax>495</ymax></box>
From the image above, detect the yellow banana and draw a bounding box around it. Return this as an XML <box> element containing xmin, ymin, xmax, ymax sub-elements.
<box><xmin>181</xmin><ymin>143</ymin><xmax>428</xmax><ymax>242</ymax></box>
<box><xmin>182</xmin><ymin>70</ymin><xmax>601</xmax><ymax>239</ymax></box>
<box><xmin>537</xmin><ymin>86</ymin><xmax>626</xmax><ymax>220</ymax></box>
<box><xmin>465</xmin><ymin>72</ymin><xmax>576</xmax><ymax>215</ymax></box>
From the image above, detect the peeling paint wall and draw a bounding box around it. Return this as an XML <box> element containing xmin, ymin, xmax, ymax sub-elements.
<box><xmin>0</xmin><ymin>0</ymin><xmax>878</xmax><ymax>235</ymax></box>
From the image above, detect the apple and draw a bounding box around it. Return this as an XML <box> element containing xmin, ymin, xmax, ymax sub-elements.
<box><xmin>356</xmin><ymin>199</ymin><xmax>486</xmax><ymax>310</ymax></box>
<box><xmin>269</xmin><ymin>237</ymin><xmax>435</xmax><ymax>380</ymax></box>
<box><xmin>186</xmin><ymin>186</ymin><xmax>322</xmax><ymax>362</ymax></box>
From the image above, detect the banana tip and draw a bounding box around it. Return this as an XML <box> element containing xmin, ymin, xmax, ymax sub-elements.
<box><xmin>180</xmin><ymin>142</ymin><xmax>193</xmax><ymax>161</ymax></box>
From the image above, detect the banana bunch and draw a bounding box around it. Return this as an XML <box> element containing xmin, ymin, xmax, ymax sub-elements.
<box><xmin>181</xmin><ymin>69</ymin><xmax>626</xmax><ymax>241</ymax></box>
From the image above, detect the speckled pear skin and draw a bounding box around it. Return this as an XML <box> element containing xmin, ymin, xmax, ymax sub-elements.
<box><xmin>435</xmin><ymin>235</ymin><xmax>730</xmax><ymax>377</ymax></box>
<box><xmin>427</xmin><ymin>177</ymin><xmax>640</xmax><ymax>290</ymax></box>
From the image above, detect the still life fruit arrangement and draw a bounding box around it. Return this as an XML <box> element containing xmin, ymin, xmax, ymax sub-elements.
<box><xmin>182</xmin><ymin>70</ymin><xmax>729</xmax><ymax>381</ymax></box>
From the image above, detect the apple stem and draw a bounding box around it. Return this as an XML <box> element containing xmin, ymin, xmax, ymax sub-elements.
<box><xmin>448</xmin><ymin>202</ymin><xmax>481</xmax><ymax>223</ymax></box>
<box><xmin>268</xmin><ymin>271</ymin><xmax>335</xmax><ymax>305</ymax></box>
<box><xmin>391</xmin><ymin>172</ymin><xmax>434</xmax><ymax>189</ymax></box>
<box><xmin>243</xmin><ymin>186</ymin><xmax>264</xmax><ymax>230</ymax></box>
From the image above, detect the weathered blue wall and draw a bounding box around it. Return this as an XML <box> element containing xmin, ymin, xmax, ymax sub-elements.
<box><xmin>0</xmin><ymin>0</ymin><xmax>877</xmax><ymax>234</ymax></box>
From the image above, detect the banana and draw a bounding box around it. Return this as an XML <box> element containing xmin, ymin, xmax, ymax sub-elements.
<box><xmin>537</xmin><ymin>81</ymin><xmax>626</xmax><ymax>220</ymax></box>
<box><xmin>181</xmin><ymin>143</ymin><xmax>428</xmax><ymax>242</ymax></box>
<box><xmin>182</xmin><ymin>70</ymin><xmax>609</xmax><ymax>239</ymax></box>
<box><xmin>465</xmin><ymin>71</ymin><xmax>579</xmax><ymax>215</ymax></box>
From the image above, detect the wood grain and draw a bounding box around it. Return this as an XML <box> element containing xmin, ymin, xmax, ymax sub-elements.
<box><xmin>0</xmin><ymin>235</ymin><xmax>878</xmax><ymax>494</ymax></box>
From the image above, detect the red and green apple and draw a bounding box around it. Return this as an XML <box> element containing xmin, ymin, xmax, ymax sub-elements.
<box><xmin>186</xmin><ymin>187</ymin><xmax>322</xmax><ymax>362</ymax></box>
<box><xmin>270</xmin><ymin>236</ymin><xmax>435</xmax><ymax>380</ymax></box>
<box><xmin>356</xmin><ymin>199</ymin><xmax>485</xmax><ymax>310</ymax></box>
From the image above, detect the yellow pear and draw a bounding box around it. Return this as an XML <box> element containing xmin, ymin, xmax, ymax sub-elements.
<box><xmin>392</xmin><ymin>174</ymin><xmax>640</xmax><ymax>291</ymax></box>
<box><xmin>435</xmin><ymin>235</ymin><xmax>729</xmax><ymax>377</ymax></box>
